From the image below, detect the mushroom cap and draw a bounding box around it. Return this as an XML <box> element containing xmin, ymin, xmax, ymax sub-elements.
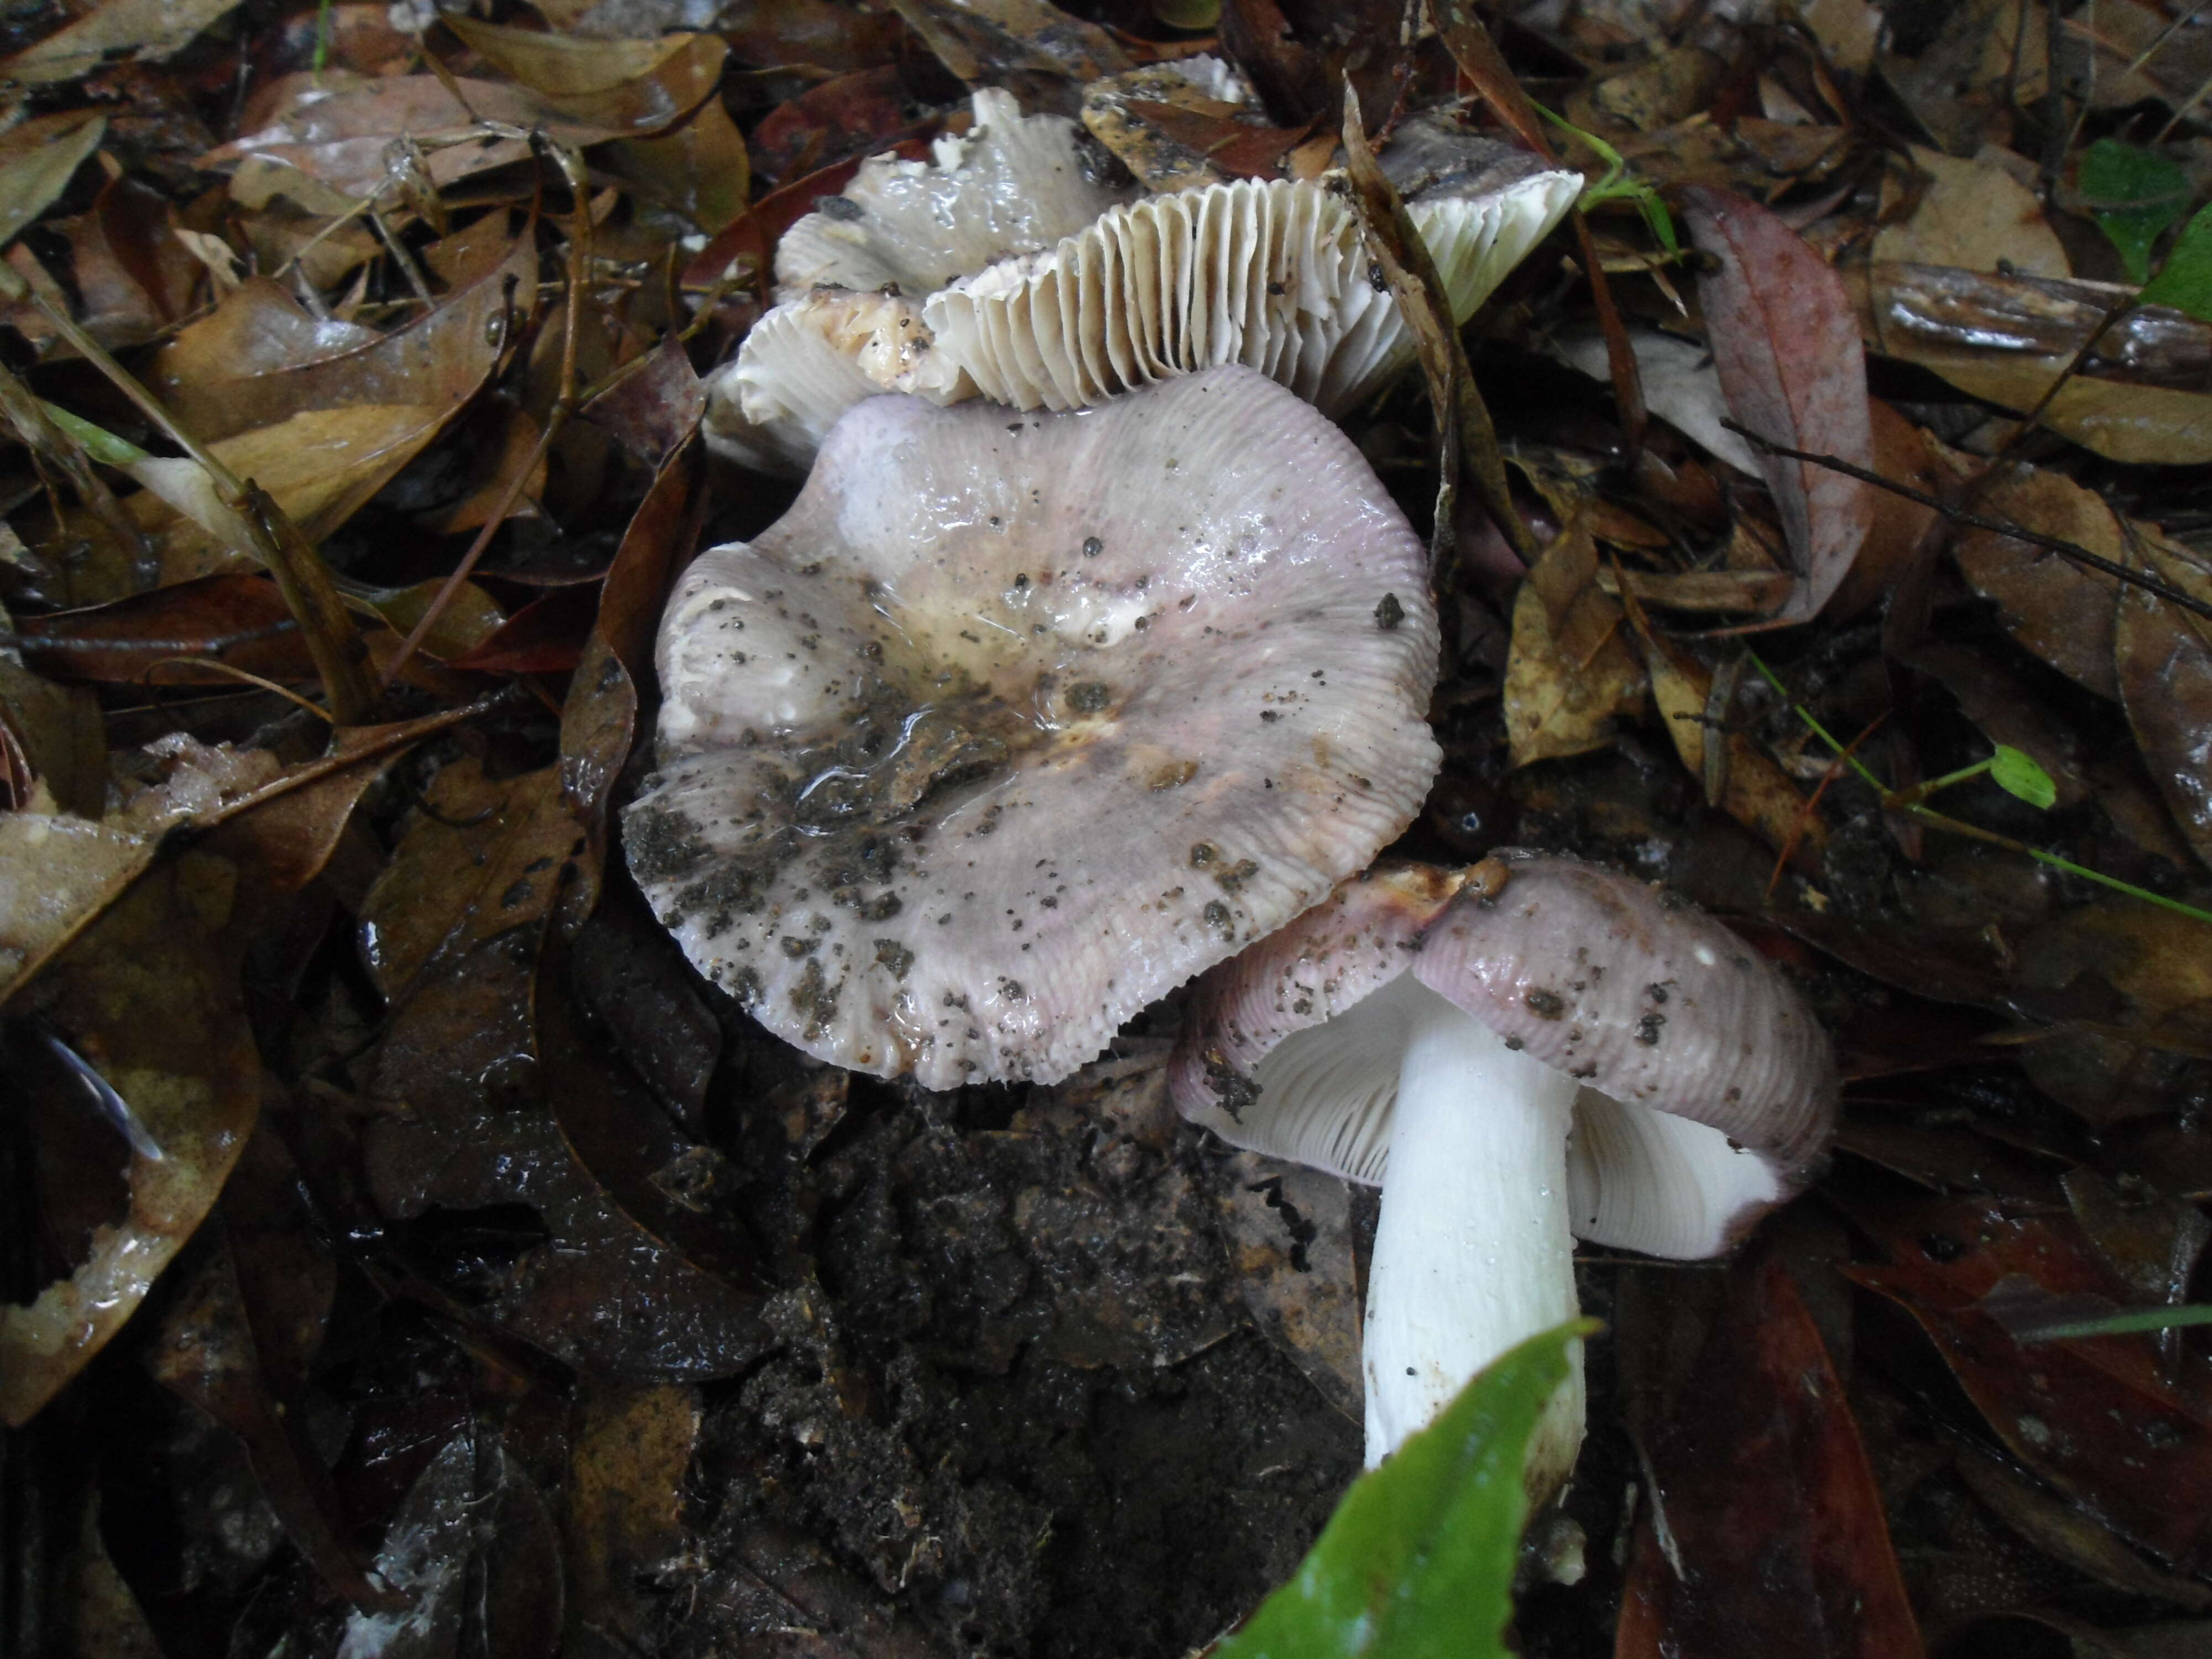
<box><xmin>1168</xmin><ymin>853</ymin><xmax>1838</xmax><ymax>1253</ymax></box>
<box><xmin>707</xmin><ymin>289</ymin><xmax>974</xmax><ymax>474</ymax></box>
<box><xmin>773</xmin><ymin>88</ymin><xmax>1137</xmax><ymax>301</ymax></box>
<box><xmin>626</xmin><ymin>366</ymin><xmax>1442</xmax><ymax>1089</ymax></box>
<box><xmin>925</xmin><ymin>168</ymin><xmax>1580</xmax><ymax>417</ymax></box>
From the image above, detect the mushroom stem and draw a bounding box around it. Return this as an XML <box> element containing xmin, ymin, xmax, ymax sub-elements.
<box><xmin>1363</xmin><ymin>986</ymin><xmax>1586</xmax><ymax>1487</ymax></box>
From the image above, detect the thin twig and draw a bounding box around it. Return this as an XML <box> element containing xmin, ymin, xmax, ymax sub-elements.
<box><xmin>1719</xmin><ymin>420</ymin><xmax>2212</xmax><ymax>623</ymax></box>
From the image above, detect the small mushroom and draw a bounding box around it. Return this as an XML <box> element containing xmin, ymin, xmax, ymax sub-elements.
<box><xmin>629</xmin><ymin>366</ymin><xmax>1442</xmax><ymax>1089</ymax></box>
<box><xmin>1168</xmin><ymin>853</ymin><xmax>1836</xmax><ymax>1492</ymax></box>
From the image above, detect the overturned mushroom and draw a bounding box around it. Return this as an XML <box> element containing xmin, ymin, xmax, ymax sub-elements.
<box><xmin>928</xmin><ymin>149</ymin><xmax>1578</xmax><ymax>416</ymax></box>
<box><xmin>711</xmin><ymin>93</ymin><xmax>1579</xmax><ymax>468</ymax></box>
<box><xmin>629</xmin><ymin>366</ymin><xmax>1442</xmax><ymax>1088</ymax></box>
<box><xmin>1169</xmin><ymin>854</ymin><xmax>1836</xmax><ymax>1493</ymax></box>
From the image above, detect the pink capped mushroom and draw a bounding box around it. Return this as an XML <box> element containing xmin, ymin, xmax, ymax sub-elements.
<box><xmin>625</xmin><ymin>365</ymin><xmax>1442</xmax><ymax>1089</ymax></box>
<box><xmin>1170</xmin><ymin>853</ymin><xmax>1837</xmax><ymax>1494</ymax></box>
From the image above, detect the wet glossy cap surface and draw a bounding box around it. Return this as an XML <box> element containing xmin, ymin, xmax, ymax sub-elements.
<box><xmin>627</xmin><ymin>366</ymin><xmax>1441</xmax><ymax>1088</ymax></box>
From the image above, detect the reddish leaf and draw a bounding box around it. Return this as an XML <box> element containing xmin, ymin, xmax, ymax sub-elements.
<box><xmin>1617</xmin><ymin>1254</ymin><xmax>1926</xmax><ymax>1659</ymax></box>
<box><xmin>1678</xmin><ymin>186</ymin><xmax>1873</xmax><ymax>622</ymax></box>
<box><xmin>1840</xmin><ymin>1186</ymin><xmax>2212</xmax><ymax>1574</ymax></box>
<box><xmin>749</xmin><ymin>66</ymin><xmax>912</xmax><ymax>187</ymax></box>
<box><xmin>446</xmin><ymin>586</ymin><xmax>599</xmax><ymax>675</ymax></box>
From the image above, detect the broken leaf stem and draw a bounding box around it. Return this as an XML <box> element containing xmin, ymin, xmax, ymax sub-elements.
<box><xmin>1743</xmin><ymin>647</ymin><xmax>2212</xmax><ymax>928</ymax></box>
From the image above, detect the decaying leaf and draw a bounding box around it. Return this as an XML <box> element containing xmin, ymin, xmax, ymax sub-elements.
<box><xmin>1952</xmin><ymin>464</ymin><xmax>2127</xmax><ymax>700</ymax></box>
<box><xmin>0</xmin><ymin>0</ymin><xmax>241</xmax><ymax>86</ymax></box>
<box><xmin>567</xmin><ymin>1383</ymin><xmax>703</xmax><ymax>1647</ymax></box>
<box><xmin>1872</xmin><ymin>147</ymin><xmax>2069</xmax><ymax>278</ymax></box>
<box><xmin>1639</xmin><ymin>631</ymin><xmax>1825</xmax><ymax>862</ymax></box>
<box><xmin>2114</xmin><ymin>535</ymin><xmax>2212</xmax><ymax>871</ymax></box>
<box><xmin>1679</xmin><ymin>187</ymin><xmax>1873</xmax><ymax>622</ymax></box>
<box><xmin>1504</xmin><ymin>519</ymin><xmax>1647</xmax><ymax>766</ymax></box>
<box><xmin>1619</xmin><ymin>1255</ymin><xmax>1926</xmax><ymax>1659</ymax></box>
<box><xmin>1209</xmin><ymin>1149</ymin><xmax>1362</xmax><ymax>1424</ymax></box>
<box><xmin>1844</xmin><ymin>1187</ymin><xmax>2212</xmax><ymax>1575</ymax></box>
<box><xmin>0</xmin><ymin>842</ymin><xmax>261</xmax><ymax>1425</ymax></box>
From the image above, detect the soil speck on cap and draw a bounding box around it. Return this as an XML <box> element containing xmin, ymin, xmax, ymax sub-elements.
<box><xmin>1065</xmin><ymin>681</ymin><xmax>1112</xmax><ymax>714</ymax></box>
<box><xmin>1374</xmin><ymin>593</ymin><xmax>1406</xmax><ymax>630</ymax></box>
<box><xmin>1524</xmin><ymin>988</ymin><xmax>1566</xmax><ymax>1019</ymax></box>
<box><xmin>874</xmin><ymin>940</ymin><xmax>914</xmax><ymax>978</ymax></box>
<box><xmin>1204</xmin><ymin>1051</ymin><xmax>1262</xmax><ymax>1120</ymax></box>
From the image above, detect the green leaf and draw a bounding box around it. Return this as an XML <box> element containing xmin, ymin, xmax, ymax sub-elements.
<box><xmin>2023</xmin><ymin>1303</ymin><xmax>2212</xmax><ymax>1342</ymax></box>
<box><xmin>1213</xmin><ymin>1320</ymin><xmax>1592</xmax><ymax>1659</ymax></box>
<box><xmin>1990</xmin><ymin>745</ymin><xmax>2057</xmax><ymax>810</ymax></box>
<box><xmin>2079</xmin><ymin>139</ymin><xmax>2190</xmax><ymax>284</ymax></box>
<box><xmin>38</xmin><ymin>400</ymin><xmax>149</xmax><ymax>466</ymax></box>
<box><xmin>2139</xmin><ymin>201</ymin><xmax>2212</xmax><ymax>321</ymax></box>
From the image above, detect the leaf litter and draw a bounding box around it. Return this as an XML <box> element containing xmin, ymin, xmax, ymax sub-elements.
<box><xmin>2</xmin><ymin>1</ymin><xmax>2212</xmax><ymax>1656</ymax></box>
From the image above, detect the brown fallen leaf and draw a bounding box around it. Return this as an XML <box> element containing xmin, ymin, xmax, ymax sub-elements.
<box><xmin>602</xmin><ymin>94</ymin><xmax>753</xmax><ymax>236</ymax></box>
<box><xmin>567</xmin><ymin>1383</ymin><xmax>703</xmax><ymax>1649</ymax></box>
<box><xmin>148</xmin><ymin>1217</ymin><xmax>386</xmax><ymax>1607</ymax></box>
<box><xmin>0</xmin><ymin>110</ymin><xmax>107</xmax><ymax>251</ymax></box>
<box><xmin>1872</xmin><ymin>147</ymin><xmax>2070</xmax><ymax>278</ymax></box>
<box><xmin>0</xmin><ymin>706</ymin><xmax>494</xmax><ymax>999</ymax></box>
<box><xmin>2114</xmin><ymin>533</ymin><xmax>2212</xmax><ymax>872</ymax></box>
<box><xmin>12</xmin><ymin>572</ymin><xmax>307</xmax><ymax>686</ymax></box>
<box><xmin>0</xmin><ymin>650</ymin><xmax>103</xmax><ymax>816</ymax></box>
<box><xmin>1209</xmin><ymin>1149</ymin><xmax>1362</xmax><ymax>1425</ymax></box>
<box><xmin>1637</xmin><ymin>629</ymin><xmax>1826</xmax><ymax>863</ymax></box>
<box><xmin>891</xmin><ymin>0</ymin><xmax>1129</xmax><ymax>116</ymax></box>
<box><xmin>1503</xmin><ymin>518</ymin><xmax>1647</xmax><ymax>766</ymax></box>
<box><xmin>1866</xmin><ymin>263</ymin><xmax>2212</xmax><ymax>467</ymax></box>
<box><xmin>1678</xmin><ymin>186</ymin><xmax>1873</xmax><ymax>623</ymax></box>
<box><xmin>439</xmin><ymin>14</ymin><xmax>727</xmax><ymax>132</ymax></box>
<box><xmin>147</xmin><ymin>227</ymin><xmax>534</xmax><ymax>442</ymax></box>
<box><xmin>0</xmin><ymin>0</ymin><xmax>239</xmax><ymax>86</ymax></box>
<box><xmin>1617</xmin><ymin>1253</ymin><xmax>1927</xmax><ymax>1659</ymax></box>
<box><xmin>561</xmin><ymin>342</ymin><xmax>705</xmax><ymax>913</ymax></box>
<box><xmin>336</xmin><ymin>1432</ymin><xmax>564</xmax><ymax>1657</ymax></box>
<box><xmin>1951</xmin><ymin>463</ymin><xmax>2126</xmax><ymax>700</ymax></box>
<box><xmin>207</xmin><ymin>72</ymin><xmax>617</xmax><ymax>205</ymax></box>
